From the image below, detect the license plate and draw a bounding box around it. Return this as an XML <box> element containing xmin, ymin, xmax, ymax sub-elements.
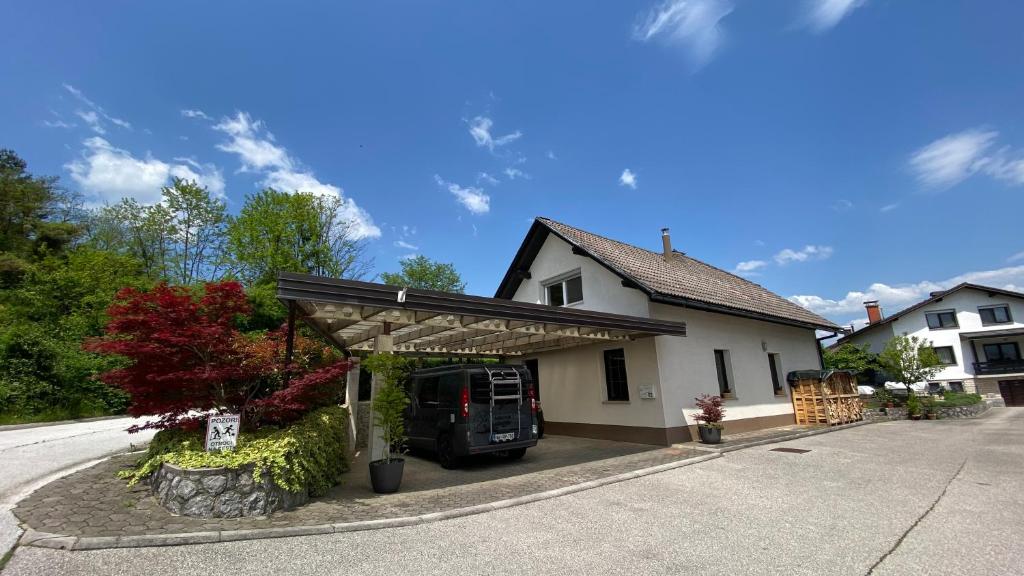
<box><xmin>493</xmin><ymin>432</ymin><xmax>515</xmax><ymax>442</ymax></box>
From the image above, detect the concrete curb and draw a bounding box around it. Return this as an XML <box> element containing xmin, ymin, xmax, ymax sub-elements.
<box><xmin>23</xmin><ymin>452</ymin><xmax>723</xmax><ymax>551</ymax></box>
<box><xmin>683</xmin><ymin>420</ymin><xmax>872</xmax><ymax>455</ymax></box>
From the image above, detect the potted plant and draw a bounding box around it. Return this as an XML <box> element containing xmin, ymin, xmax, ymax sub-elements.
<box><xmin>693</xmin><ymin>394</ymin><xmax>725</xmax><ymax>444</ymax></box>
<box><xmin>906</xmin><ymin>393</ymin><xmax>922</xmax><ymax>420</ymax></box>
<box><xmin>875</xmin><ymin>387</ymin><xmax>895</xmax><ymax>409</ymax></box>
<box><xmin>363</xmin><ymin>354</ymin><xmax>410</xmax><ymax>494</ymax></box>
<box><xmin>922</xmin><ymin>396</ymin><xmax>939</xmax><ymax>420</ymax></box>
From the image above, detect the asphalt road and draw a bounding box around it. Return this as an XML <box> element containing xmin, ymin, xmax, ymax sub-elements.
<box><xmin>5</xmin><ymin>409</ymin><xmax>1022</xmax><ymax>575</ymax></box>
<box><xmin>0</xmin><ymin>417</ymin><xmax>154</xmax><ymax>560</ymax></box>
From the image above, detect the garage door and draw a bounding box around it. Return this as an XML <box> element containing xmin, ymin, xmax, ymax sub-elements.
<box><xmin>998</xmin><ymin>380</ymin><xmax>1024</xmax><ymax>406</ymax></box>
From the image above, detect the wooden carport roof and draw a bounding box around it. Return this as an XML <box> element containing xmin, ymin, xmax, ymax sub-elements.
<box><xmin>276</xmin><ymin>272</ymin><xmax>687</xmax><ymax>356</ymax></box>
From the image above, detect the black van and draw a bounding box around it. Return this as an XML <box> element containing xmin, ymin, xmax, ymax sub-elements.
<box><xmin>405</xmin><ymin>364</ymin><xmax>538</xmax><ymax>469</ymax></box>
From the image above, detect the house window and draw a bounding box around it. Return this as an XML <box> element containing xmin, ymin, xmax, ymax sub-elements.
<box><xmin>545</xmin><ymin>274</ymin><xmax>583</xmax><ymax>307</ymax></box>
<box><xmin>603</xmin><ymin>348</ymin><xmax>629</xmax><ymax>401</ymax></box>
<box><xmin>925</xmin><ymin>310</ymin><xmax>958</xmax><ymax>330</ymax></box>
<box><xmin>979</xmin><ymin>305</ymin><xmax>1012</xmax><ymax>325</ymax></box>
<box><xmin>983</xmin><ymin>342</ymin><xmax>1021</xmax><ymax>362</ymax></box>
<box><xmin>927</xmin><ymin>382</ymin><xmax>942</xmax><ymax>395</ymax></box>
<box><xmin>714</xmin><ymin>349</ymin><xmax>732</xmax><ymax>396</ymax></box>
<box><xmin>948</xmin><ymin>381</ymin><xmax>965</xmax><ymax>393</ymax></box>
<box><xmin>768</xmin><ymin>353</ymin><xmax>784</xmax><ymax>395</ymax></box>
<box><xmin>933</xmin><ymin>346</ymin><xmax>957</xmax><ymax>366</ymax></box>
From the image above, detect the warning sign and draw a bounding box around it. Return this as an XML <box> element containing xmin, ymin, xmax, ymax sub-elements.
<box><xmin>205</xmin><ymin>414</ymin><xmax>240</xmax><ymax>452</ymax></box>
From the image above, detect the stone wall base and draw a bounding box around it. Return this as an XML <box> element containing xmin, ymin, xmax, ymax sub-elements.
<box><xmin>151</xmin><ymin>462</ymin><xmax>308</xmax><ymax>518</ymax></box>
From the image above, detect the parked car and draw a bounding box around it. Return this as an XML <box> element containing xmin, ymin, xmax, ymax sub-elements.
<box><xmin>405</xmin><ymin>364</ymin><xmax>539</xmax><ymax>469</ymax></box>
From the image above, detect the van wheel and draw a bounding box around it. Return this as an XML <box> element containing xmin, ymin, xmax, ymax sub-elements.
<box><xmin>437</xmin><ymin>434</ymin><xmax>460</xmax><ymax>469</ymax></box>
<box><xmin>505</xmin><ymin>447</ymin><xmax>527</xmax><ymax>461</ymax></box>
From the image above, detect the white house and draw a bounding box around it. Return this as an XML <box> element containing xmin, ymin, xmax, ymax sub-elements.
<box><xmin>834</xmin><ymin>283</ymin><xmax>1024</xmax><ymax>406</ymax></box>
<box><xmin>493</xmin><ymin>217</ymin><xmax>842</xmax><ymax>444</ymax></box>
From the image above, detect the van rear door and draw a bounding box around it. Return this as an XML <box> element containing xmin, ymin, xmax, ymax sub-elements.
<box><xmin>468</xmin><ymin>367</ymin><xmax>528</xmax><ymax>446</ymax></box>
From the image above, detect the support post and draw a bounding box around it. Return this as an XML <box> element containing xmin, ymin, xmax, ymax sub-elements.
<box><xmin>284</xmin><ymin>300</ymin><xmax>297</xmax><ymax>370</ymax></box>
<box><xmin>344</xmin><ymin>360</ymin><xmax>361</xmax><ymax>457</ymax></box>
<box><xmin>368</xmin><ymin>333</ymin><xmax>394</xmax><ymax>462</ymax></box>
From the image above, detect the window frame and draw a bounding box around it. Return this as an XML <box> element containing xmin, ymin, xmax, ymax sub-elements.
<box><xmin>542</xmin><ymin>270</ymin><xmax>584</xmax><ymax>307</ymax></box>
<box><xmin>767</xmin><ymin>352</ymin><xmax>784</xmax><ymax>396</ymax></box>
<box><xmin>925</xmin><ymin>309</ymin><xmax>959</xmax><ymax>330</ymax></box>
<box><xmin>982</xmin><ymin>342</ymin><xmax>1021</xmax><ymax>362</ymax></box>
<box><xmin>979</xmin><ymin>304</ymin><xmax>1012</xmax><ymax>326</ymax></box>
<box><xmin>602</xmin><ymin>348</ymin><xmax>630</xmax><ymax>402</ymax></box>
<box><xmin>932</xmin><ymin>346</ymin><xmax>957</xmax><ymax>366</ymax></box>
<box><xmin>714</xmin><ymin>349</ymin><xmax>733</xmax><ymax>397</ymax></box>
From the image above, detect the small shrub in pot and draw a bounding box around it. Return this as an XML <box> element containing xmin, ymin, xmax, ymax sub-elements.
<box><xmin>693</xmin><ymin>394</ymin><xmax>726</xmax><ymax>444</ymax></box>
<box><xmin>363</xmin><ymin>354</ymin><xmax>410</xmax><ymax>493</ymax></box>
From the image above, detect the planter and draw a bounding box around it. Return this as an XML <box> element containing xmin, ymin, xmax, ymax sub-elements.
<box><xmin>151</xmin><ymin>462</ymin><xmax>308</xmax><ymax>518</ymax></box>
<box><xmin>697</xmin><ymin>425</ymin><xmax>722</xmax><ymax>444</ymax></box>
<box><xmin>910</xmin><ymin>414</ymin><xmax>922</xmax><ymax>420</ymax></box>
<box><xmin>885</xmin><ymin>402</ymin><xmax>894</xmax><ymax>408</ymax></box>
<box><xmin>926</xmin><ymin>413</ymin><xmax>938</xmax><ymax>420</ymax></box>
<box><xmin>369</xmin><ymin>458</ymin><xmax>405</xmax><ymax>494</ymax></box>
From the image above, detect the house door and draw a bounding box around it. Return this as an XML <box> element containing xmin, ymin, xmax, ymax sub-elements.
<box><xmin>998</xmin><ymin>380</ymin><xmax>1024</xmax><ymax>407</ymax></box>
<box><xmin>524</xmin><ymin>359</ymin><xmax>540</xmax><ymax>401</ymax></box>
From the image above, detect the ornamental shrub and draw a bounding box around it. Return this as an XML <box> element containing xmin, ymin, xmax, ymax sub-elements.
<box><xmin>693</xmin><ymin>394</ymin><xmax>725</xmax><ymax>428</ymax></box>
<box><xmin>85</xmin><ymin>281</ymin><xmax>352</xmax><ymax>431</ymax></box>
<box><xmin>121</xmin><ymin>405</ymin><xmax>350</xmax><ymax>496</ymax></box>
<box><xmin>935</xmin><ymin>391</ymin><xmax>982</xmax><ymax>407</ymax></box>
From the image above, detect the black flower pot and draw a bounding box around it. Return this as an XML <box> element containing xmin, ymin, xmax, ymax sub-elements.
<box><xmin>369</xmin><ymin>458</ymin><xmax>405</xmax><ymax>494</ymax></box>
<box><xmin>698</xmin><ymin>425</ymin><xmax>722</xmax><ymax>444</ymax></box>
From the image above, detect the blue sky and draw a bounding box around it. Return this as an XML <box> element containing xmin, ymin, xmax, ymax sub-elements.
<box><xmin>3</xmin><ymin>1</ymin><xmax>1024</xmax><ymax>330</ymax></box>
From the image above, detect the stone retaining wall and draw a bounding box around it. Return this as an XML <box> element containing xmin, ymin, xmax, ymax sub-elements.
<box><xmin>862</xmin><ymin>401</ymin><xmax>990</xmax><ymax>422</ymax></box>
<box><xmin>151</xmin><ymin>462</ymin><xmax>308</xmax><ymax>518</ymax></box>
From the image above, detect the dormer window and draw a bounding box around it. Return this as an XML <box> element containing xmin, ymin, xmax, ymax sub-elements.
<box><xmin>979</xmin><ymin>304</ymin><xmax>1012</xmax><ymax>325</ymax></box>
<box><xmin>925</xmin><ymin>310</ymin><xmax>958</xmax><ymax>330</ymax></box>
<box><xmin>545</xmin><ymin>273</ymin><xmax>583</xmax><ymax>306</ymax></box>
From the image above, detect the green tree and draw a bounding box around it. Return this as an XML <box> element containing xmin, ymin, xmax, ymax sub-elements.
<box><xmin>226</xmin><ymin>189</ymin><xmax>372</xmax><ymax>286</ymax></box>
<box><xmin>823</xmin><ymin>343</ymin><xmax>879</xmax><ymax>373</ymax></box>
<box><xmin>163</xmin><ymin>178</ymin><xmax>227</xmax><ymax>285</ymax></box>
<box><xmin>85</xmin><ymin>198</ymin><xmax>175</xmax><ymax>281</ymax></box>
<box><xmin>380</xmin><ymin>255</ymin><xmax>465</xmax><ymax>293</ymax></box>
<box><xmin>877</xmin><ymin>335</ymin><xmax>942</xmax><ymax>385</ymax></box>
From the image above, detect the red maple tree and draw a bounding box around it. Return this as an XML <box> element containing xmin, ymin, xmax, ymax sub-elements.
<box><xmin>86</xmin><ymin>281</ymin><xmax>352</xmax><ymax>431</ymax></box>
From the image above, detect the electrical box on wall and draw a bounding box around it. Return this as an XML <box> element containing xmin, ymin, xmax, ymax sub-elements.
<box><xmin>638</xmin><ymin>384</ymin><xmax>656</xmax><ymax>399</ymax></box>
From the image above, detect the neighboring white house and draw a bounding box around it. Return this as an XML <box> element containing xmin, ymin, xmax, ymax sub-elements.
<box><xmin>834</xmin><ymin>284</ymin><xmax>1024</xmax><ymax>406</ymax></box>
<box><xmin>493</xmin><ymin>217</ymin><xmax>842</xmax><ymax>445</ymax></box>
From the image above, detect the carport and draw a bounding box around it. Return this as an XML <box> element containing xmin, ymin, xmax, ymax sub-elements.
<box><xmin>276</xmin><ymin>272</ymin><xmax>688</xmax><ymax>455</ymax></box>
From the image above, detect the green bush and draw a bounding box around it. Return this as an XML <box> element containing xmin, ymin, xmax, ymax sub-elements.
<box><xmin>935</xmin><ymin>391</ymin><xmax>982</xmax><ymax>407</ymax></box>
<box><xmin>120</xmin><ymin>405</ymin><xmax>350</xmax><ymax>496</ymax></box>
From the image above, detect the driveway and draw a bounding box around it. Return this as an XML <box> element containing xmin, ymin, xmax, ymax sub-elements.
<box><xmin>5</xmin><ymin>409</ymin><xmax>1022</xmax><ymax>575</ymax></box>
<box><xmin>0</xmin><ymin>418</ymin><xmax>154</xmax><ymax>559</ymax></box>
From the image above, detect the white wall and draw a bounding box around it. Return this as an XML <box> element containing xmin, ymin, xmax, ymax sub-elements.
<box><xmin>650</xmin><ymin>303</ymin><xmax>821</xmax><ymax>427</ymax></box>
<box><xmin>526</xmin><ymin>338</ymin><xmax>666</xmax><ymax>428</ymax></box>
<box><xmin>511</xmin><ymin>233</ymin><xmax>651</xmax><ymax>317</ymax></box>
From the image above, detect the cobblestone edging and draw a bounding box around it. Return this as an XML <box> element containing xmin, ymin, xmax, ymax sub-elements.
<box><xmin>152</xmin><ymin>463</ymin><xmax>308</xmax><ymax>518</ymax></box>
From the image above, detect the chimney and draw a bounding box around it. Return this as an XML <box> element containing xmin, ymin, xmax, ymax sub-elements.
<box><xmin>661</xmin><ymin>228</ymin><xmax>672</xmax><ymax>261</ymax></box>
<box><xmin>864</xmin><ymin>300</ymin><xmax>883</xmax><ymax>325</ymax></box>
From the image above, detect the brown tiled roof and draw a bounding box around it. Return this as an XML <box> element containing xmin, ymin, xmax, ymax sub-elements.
<box><xmin>532</xmin><ymin>217</ymin><xmax>840</xmax><ymax>330</ymax></box>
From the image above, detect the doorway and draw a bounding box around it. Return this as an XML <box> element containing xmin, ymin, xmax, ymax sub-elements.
<box><xmin>998</xmin><ymin>380</ymin><xmax>1024</xmax><ymax>406</ymax></box>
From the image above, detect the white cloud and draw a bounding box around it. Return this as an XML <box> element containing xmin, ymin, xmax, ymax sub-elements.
<box><xmin>394</xmin><ymin>240</ymin><xmax>419</xmax><ymax>251</ymax></box>
<box><xmin>66</xmin><ymin>137</ymin><xmax>224</xmax><ymax>205</ymax></box>
<box><xmin>181</xmin><ymin>109</ymin><xmax>210</xmax><ymax>120</ymax></box>
<box><xmin>434</xmin><ymin>175</ymin><xmax>490</xmax><ymax>214</ymax></box>
<box><xmin>789</xmin><ymin>266</ymin><xmax>1024</xmax><ymax>324</ymax></box>
<box><xmin>799</xmin><ymin>0</ymin><xmax>866</xmax><ymax>33</ymax></box>
<box><xmin>546</xmin><ymin>150</ymin><xmax>557</xmax><ymax>160</ymax></box>
<box><xmin>909</xmin><ymin>128</ymin><xmax>997</xmax><ymax>189</ymax></box>
<box><xmin>467</xmin><ymin>116</ymin><xmax>522</xmax><ymax>151</ymax></box>
<box><xmin>504</xmin><ymin>167</ymin><xmax>529</xmax><ymax>180</ymax></box>
<box><xmin>619</xmin><ymin>168</ymin><xmax>638</xmax><ymax>189</ymax></box>
<box><xmin>633</xmin><ymin>0</ymin><xmax>734</xmax><ymax>67</ymax></box>
<box><xmin>212</xmin><ymin>111</ymin><xmax>380</xmax><ymax>239</ymax></box>
<box><xmin>774</xmin><ymin>245</ymin><xmax>833</xmax><ymax>265</ymax></box>
<box><xmin>880</xmin><ymin>202</ymin><xmax>899</xmax><ymax>213</ymax></box>
<box><xmin>43</xmin><ymin>119</ymin><xmax>75</xmax><ymax>129</ymax></box>
<box><xmin>831</xmin><ymin>199</ymin><xmax>853</xmax><ymax>211</ymax></box>
<box><xmin>477</xmin><ymin>172</ymin><xmax>500</xmax><ymax>185</ymax></box>
<box><xmin>734</xmin><ymin>260</ymin><xmax>767</xmax><ymax>274</ymax></box>
<box><xmin>1007</xmin><ymin>251</ymin><xmax>1024</xmax><ymax>263</ymax></box>
<box><xmin>63</xmin><ymin>84</ymin><xmax>132</xmax><ymax>132</ymax></box>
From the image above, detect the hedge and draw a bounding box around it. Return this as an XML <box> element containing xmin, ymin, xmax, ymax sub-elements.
<box><xmin>121</xmin><ymin>405</ymin><xmax>349</xmax><ymax>496</ymax></box>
